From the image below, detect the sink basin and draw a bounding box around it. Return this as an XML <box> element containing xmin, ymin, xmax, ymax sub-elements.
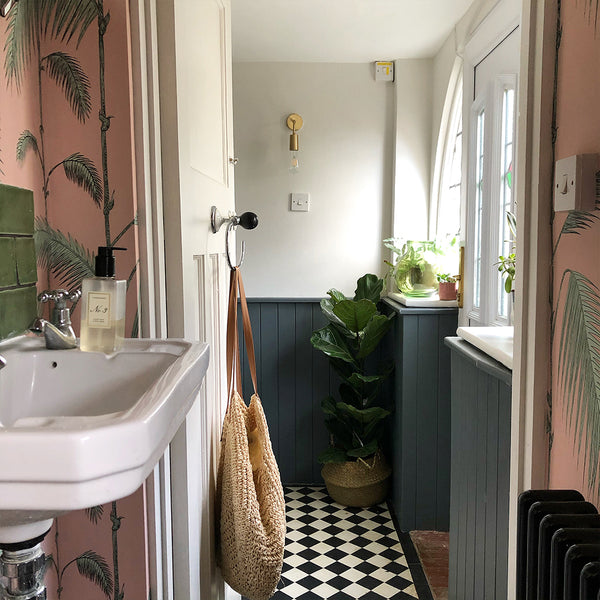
<box><xmin>0</xmin><ymin>335</ymin><xmax>210</xmax><ymax>543</ymax></box>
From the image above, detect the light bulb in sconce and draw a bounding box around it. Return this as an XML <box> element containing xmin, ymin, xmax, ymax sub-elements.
<box><xmin>290</xmin><ymin>151</ymin><xmax>299</xmax><ymax>172</ymax></box>
<box><xmin>286</xmin><ymin>113</ymin><xmax>303</xmax><ymax>173</ymax></box>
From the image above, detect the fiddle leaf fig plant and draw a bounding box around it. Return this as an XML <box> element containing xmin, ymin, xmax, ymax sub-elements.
<box><xmin>311</xmin><ymin>274</ymin><xmax>394</xmax><ymax>464</ymax></box>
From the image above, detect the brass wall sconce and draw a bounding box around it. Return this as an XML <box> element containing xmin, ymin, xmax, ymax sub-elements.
<box><xmin>286</xmin><ymin>113</ymin><xmax>303</xmax><ymax>172</ymax></box>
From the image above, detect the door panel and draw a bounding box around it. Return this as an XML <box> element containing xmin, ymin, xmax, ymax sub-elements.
<box><xmin>154</xmin><ymin>1</ymin><xmax>235</xmax><ymax>598</ymax></box>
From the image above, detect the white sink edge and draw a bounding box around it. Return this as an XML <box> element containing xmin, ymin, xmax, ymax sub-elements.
<box><xmin>456</xmin><ymin>326</ymin><xmax>514</xmax><ymax>370</ymax></box>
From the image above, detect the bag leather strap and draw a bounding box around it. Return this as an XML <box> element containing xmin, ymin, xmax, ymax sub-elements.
<box><xmin>225</xmin><ymin>267</ymin><xmax>258</xmax><ymax>406</ymax></box>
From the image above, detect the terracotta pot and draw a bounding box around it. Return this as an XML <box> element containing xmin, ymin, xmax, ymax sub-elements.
<box><xmin>438</xmin><ymin>281</ymin><xmax>457</xmax><ymax>301</ymax></box>
<box><xmin>321</xmin><ymin>452</ymin><xmax>391</xmax><ymax>507</ymax></box>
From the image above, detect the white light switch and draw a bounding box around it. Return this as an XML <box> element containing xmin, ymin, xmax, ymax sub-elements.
<box><xmin>290</xmin><ymin>192</ymin><xmax>310</xmax><ymax>212</ymax></box>
<box><xmin>554</xmin><ymin>154</ymin><xmax>598</xmax><ymax>212</ymax></box>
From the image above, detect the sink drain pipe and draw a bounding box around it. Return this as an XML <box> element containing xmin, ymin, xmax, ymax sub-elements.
<box><xmin>0</xmin><ymin>531</ymin><xmax>50</xmax><ymax>600</ymax></box>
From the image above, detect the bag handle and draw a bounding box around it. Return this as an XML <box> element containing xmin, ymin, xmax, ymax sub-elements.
<box><xmin>225</xmin><ymin>267</ymin><xmax>258</xmax><ymax>403</ymax></box>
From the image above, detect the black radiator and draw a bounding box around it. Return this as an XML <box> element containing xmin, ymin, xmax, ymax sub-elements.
<box><xmin>517</xmin><ymin>490</ymin><xmax>600</xmax><ymax>600</ymax></box>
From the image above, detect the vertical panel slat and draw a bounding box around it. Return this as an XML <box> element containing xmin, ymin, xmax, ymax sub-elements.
<box><xmin>259</xmin><ymin>304</ymin><xmax>279</xmax><ymax>458</ymax></box>
<box><xmin>473</xmin><ymin>373</ymin><xmax>489</xmax><ymax>600</ymax></box>
<box><xmin>437</xmin><ymin>314</ymin><xmax>454</xmax><ymax>530</ymax></box>
<box><xmin>401</xmin><ymin>315</ymin><xmax>419</xmax><ymax>529</ymax></box>
<box><xmin>485</xmin><ymin>373</ymin><xmax>500</xmax><ymax>599</ymax></box>
<box><xmin>415</xmin><ymin>314</ymin><xmax>439</xmax><ymax>529</ymax></box>
<box><xmin>496</xmin><ymin>381</ymin><xmax>512</xmax><ymax>600</ymax></box>
<box><xmin>448</xmin><ymin>351</ymin><xmax>459</xmax><ymax>600</ymax></box>
<box><xmin>312</xmin><ymin>304</ymin><xmax>329</xmax><ymax>483</ymax></box>
<box><xmin>277</xmin><ymin>303</ymin><xmax>296</xmax><ymax>483</ymax></box>
<box><xmin>295</xmin><ymin>303</ymin><xmax>313</xmax><ymax>483</ymax></box>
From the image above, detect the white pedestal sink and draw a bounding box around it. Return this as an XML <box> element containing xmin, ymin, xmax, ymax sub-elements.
<box><xmin>0</xmin><ymin>335</ymin><xmax>209</xmax><ymax>544</ymax></box>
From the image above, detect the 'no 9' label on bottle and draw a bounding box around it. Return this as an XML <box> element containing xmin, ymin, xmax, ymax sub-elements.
<box><xmin>87</xmin><ymin>292</ymin><xmax>112</xmax><ymax>328</ymax></box>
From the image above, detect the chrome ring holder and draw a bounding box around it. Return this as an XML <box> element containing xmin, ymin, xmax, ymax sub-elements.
<box><xmin>210</xmin><ymin>206</ymin><xmax>258</xmax><ymax>269</ymax></box>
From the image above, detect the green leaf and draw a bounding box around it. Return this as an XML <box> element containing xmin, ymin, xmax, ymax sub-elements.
<box><xmin>3</xmin><ymin>0</ymin><xmax>67</xmax><ymax>87</ymax></box>
<box><xmin>329</xmin><ymin>357</ymin><xmax>355</xmax><ymax>380</ymax></box>
<box><xmin>74</xmin><ymin>550</ymin><xmax>113</xmax><ymax>598</ymax></box>
<box><xmin>333</xmin><ymin>299</ymin><xmax>377</xmax><ymax>333</ymax></box>
<box><xmin>346</xmin><ymin>439</ymin><xmax>378</xmax><ymax>458</ymax></box>
<box><xmin>320</xmin><ymin>298</ymin><xmax>347</xmax><ymax>329</ymax></box>
<box><xmin>16</xmin><ymin>130</ymin><xmax>38</xmax><ymax>162</ymax></box>
<box><xmin>50</xmin><ymin>0</ymin><xmax>98</xmax><ymax>48</ymax></box>
<box><xmin>557</xmin><ymin>269</ymin><xmax>600</xmax><ymax>494</ymax></box>
<box><xmin>338</xmin><ymin>382</ymin><xmax>361</xmax><ymax>407</ymax></box>
<box><xmin>84</xmin><ymin>505</ymin><xmax>104</xmax><ymax>524</ymax></box>
<box><xmin>34</xmin><ymin>217</ymin><xmax>95</xmax><ymax>289</ymax></box>
<box><xmin>327</xmin><ymin>288</ymin><xmax>346</xmax><ymax>305</ymax></box>
<box><xmin>311</xmin><ymin>325</ymin><xmax>357</xmax><ymax>366</ymax></box>
<box><xmin>42</xmin><ymin>51</ymin><xmax>91</xmax><ymax>121</ymax></box>
<box><xmin>357</xmin><ymin>314</ymin><xmax>393</xmax><ymax>359</ymax></box>
<box><xmin>55</xmin><ymin>153</ymin><xmax>102</xmax><ymax>206</ymax></box>
<box><xmin>336</xmin><ymin>402</ymin><xmax>390</xmax><ymax>425</ymax></box>
<box><xmin>353</xmin><ymin>274</ymin><xmax>383</xmax><ymax>303</ymax></box>
<box><xmin>321</xmin><ymin>396</ymin><xmax>337</xmax><ymax>417</ymax></box>
<box><xmin>561</xmin><ymin>211</ymin><xmax>598</xmax><ymax>237</ymax></box>
<box><xmin>318</xmin><ymin>447</ymin><xmax>347</xmax><ymax>464</ymax></box>
<box><xmin>324</xmin><ymin>417</ymin><xmax>353</xmax><ymax>449</ymax></box>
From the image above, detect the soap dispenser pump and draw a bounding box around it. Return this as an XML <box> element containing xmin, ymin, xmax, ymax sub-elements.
<box><xmin>80</xmin><ymin>246</ymin><xmax>127</xmax><ymax>353</ymax></box>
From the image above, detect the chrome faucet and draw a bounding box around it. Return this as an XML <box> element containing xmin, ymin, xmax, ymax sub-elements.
<box><xmin>0</xmin><ymin>355</ymin><xmax>5</xmax><ymax>369</ymax></box>
<box><xmin>30</xmin><ymin>289</ymin><xmax>81</xmax><ymax>349</ymax></box>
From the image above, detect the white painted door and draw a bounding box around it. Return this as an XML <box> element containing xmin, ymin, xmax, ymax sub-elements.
<box><xmin>462</xmin><ymin>25</ymin><xmax>520</xmax><ymax>326</ymax></box>
<box><xmin>130</xmin><ymin>0</ymin><xmax>236</xmax><ymax>599</ymax></box>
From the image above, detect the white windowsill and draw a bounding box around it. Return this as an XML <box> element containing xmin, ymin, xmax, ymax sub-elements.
<box><xmin>456</xmin><ymin>326</ymin><xmax>513</xmax><ymax>370</ymax></box>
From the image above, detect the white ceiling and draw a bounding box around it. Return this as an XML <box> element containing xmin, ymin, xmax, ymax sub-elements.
<box><xmin>231</xmin><ymin>0</ymin><xmax>475</xmax><ymax>63</ymax></box>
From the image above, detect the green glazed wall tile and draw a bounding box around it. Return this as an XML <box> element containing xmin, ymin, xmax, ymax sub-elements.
<box><xmin>15</xmin><ymin>238</ymin><xmax>37</xmax><ymax>285</ymax></box>
<box><xmin>0</xmin><ymin>238</ymin><xmax>17</xmax><ymax>288</ymax></box>
<box><xmin>0</xmin><ymin>184</ymin><xmax>34</xmax><ymax>235</ymax></box>
<box><xmin>0</xmin><ymin>286</ymin><xmax>37</xmax><ymax>338</ymax></box>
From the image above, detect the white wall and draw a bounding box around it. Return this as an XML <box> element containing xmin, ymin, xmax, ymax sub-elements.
<box><xmin>392</xmin><ymin>59</ymin><xmax>433</xmax><ymax>241</ymax></box>
<box><xmin>233</xmin><ymin>62</ymin><xmax>395</xmax><ymax>298</ymax></box>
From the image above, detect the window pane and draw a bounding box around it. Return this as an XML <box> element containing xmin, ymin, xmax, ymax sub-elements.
<box><xmin>498</xmin><ymin>87</ymin><xmax>515</xmax><ymax>319</ymax></box>
<box><xmin>437</xmin><ymin>87</ymin><xmax>463</xmax><ymax>240</ymax></box>
<box><xmin>473</xmin><ymin>109</ymin><xmax>485</xmax><ymax>309</ymax></box>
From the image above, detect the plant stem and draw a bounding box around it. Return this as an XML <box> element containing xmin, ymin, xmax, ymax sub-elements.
<box><xmin>34</xmin><ymin>22</ymin><xmax>51</xmax><ymax>290</ymax></box>
<box><xmin>110</xmin><ymin>501</ymin><xmax>123</xmax><ymax>600</ymax></box>
<box><xmin>96</xmin><ymin>0</ymin><xmax>112</xmax><ymax>246</ymax></box>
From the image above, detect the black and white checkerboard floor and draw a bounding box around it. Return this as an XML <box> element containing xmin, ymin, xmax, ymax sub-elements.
<box><xmin>272</xmin><ymin>486</ymin><xmax>421</xmax><ymax>600</ymax></box>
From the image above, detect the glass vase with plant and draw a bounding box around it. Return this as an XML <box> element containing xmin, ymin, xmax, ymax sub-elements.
<box><xmin>383</xmin><ymin>239</ymin><xmax>440</xmax><ymax>297</ymax></box>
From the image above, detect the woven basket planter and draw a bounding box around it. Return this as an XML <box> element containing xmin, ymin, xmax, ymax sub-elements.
<box><xmin>321</xmin><ymin>452</ymin><xmax>392</xmax><ymax>507</ymax></box>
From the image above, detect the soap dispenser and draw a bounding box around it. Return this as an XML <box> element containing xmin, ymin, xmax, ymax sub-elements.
<box><xmin>80</xmin><ymin>246</ymin><xmax>127</xmax><ymax>353</ymax></box>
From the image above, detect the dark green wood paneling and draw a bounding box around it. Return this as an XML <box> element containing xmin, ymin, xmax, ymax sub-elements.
<box><xmin>446</xmin><ymin>337</ymin><xmax>512</xmax><ymax>600</ymax></box>
<box><xmin>238</xmin><ymin>300</ymin><xmax>331</xmax><ymax>484</ymax></box>
<box><xmin>385</xmin><ymin>299</ymin><xmax>458</xmax><ymax>532</ymax></box>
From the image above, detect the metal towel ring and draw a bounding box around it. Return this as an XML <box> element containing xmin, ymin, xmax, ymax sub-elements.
<box><xmin>210</xmin><ymin>206</ymin><xmax>258</xmax><ymax>269</ymax></box>
<box><xmin>226</xmin><ymin>220</ymin><xmax>245</xmax><ymax>269</ymax></box>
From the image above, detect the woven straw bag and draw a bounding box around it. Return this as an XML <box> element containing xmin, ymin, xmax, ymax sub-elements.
<box><xmin>216</xmin><ymin>267</ymin><xmax>286</xmax><ymax>600</ymax></box>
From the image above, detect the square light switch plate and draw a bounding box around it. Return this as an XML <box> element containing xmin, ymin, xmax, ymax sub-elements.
<box><xmin>290</xmin><ymin>192</ymin><xmax>310</xmax><ymax>212</ymax></box>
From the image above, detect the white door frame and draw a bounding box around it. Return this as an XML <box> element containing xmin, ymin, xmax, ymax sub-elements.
<box><xmin>460</xmin><ymin>0</ymin><xmax>555</xmax><ymax>597</ymax></box>
<box><xmin>129</xmin><ymin>1</ymin><xmax>236</xmax><ymax>599</ymax></box>
<box><xmin>508</xmin><ymin>0</ymin><xmax>556</xmax><ymax>597</ymax></box>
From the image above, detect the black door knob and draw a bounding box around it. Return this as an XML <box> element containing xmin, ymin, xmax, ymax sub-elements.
<box><xmin>239</xmin><ymin>212</ymin><xmax>258</xmax><ymax>230</ymax></box>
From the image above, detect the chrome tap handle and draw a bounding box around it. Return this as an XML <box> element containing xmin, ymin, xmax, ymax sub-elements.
<box><xmin>38</xmin><ymin>289</ymin><xmax>81</xmax><ymax>309</ymax></box>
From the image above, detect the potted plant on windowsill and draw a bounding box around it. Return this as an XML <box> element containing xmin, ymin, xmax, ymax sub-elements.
<box><xmin>436</xmin><ymin>273</ymin><xmax>457</xmax><ymax>301</ymax></box>
<box><xmin>310</xmin><ymin>274</ymin><xmax>394</xmax><ymax>507</ymax></box>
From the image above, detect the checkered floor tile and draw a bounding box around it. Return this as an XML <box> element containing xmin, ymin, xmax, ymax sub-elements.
<box><xmin>272</xmin><ymin>486</ymin><xmax>420</xmax><ymax>600</ymax></box>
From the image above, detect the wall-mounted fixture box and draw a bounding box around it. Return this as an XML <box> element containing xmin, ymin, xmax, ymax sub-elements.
<box><xmin>554</xmin><ymin>154</ymin><xmax>598</xmax><ymax>212</ymax></box>
<box><xmin>375</xmin><ymin>61</ymin><xmax>394</xmax><ymax>82</ymax></box>
<box><xmin>290</xmin><ymin>192</ymin><xmax>310</xmax><ymax>212</ymax></box>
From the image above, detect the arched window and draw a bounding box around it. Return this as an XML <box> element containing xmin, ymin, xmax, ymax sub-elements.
<box><xmin>431</xmin><ymin>60</ymin><xmax>463</xmax><ymax>242</ymax></box>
